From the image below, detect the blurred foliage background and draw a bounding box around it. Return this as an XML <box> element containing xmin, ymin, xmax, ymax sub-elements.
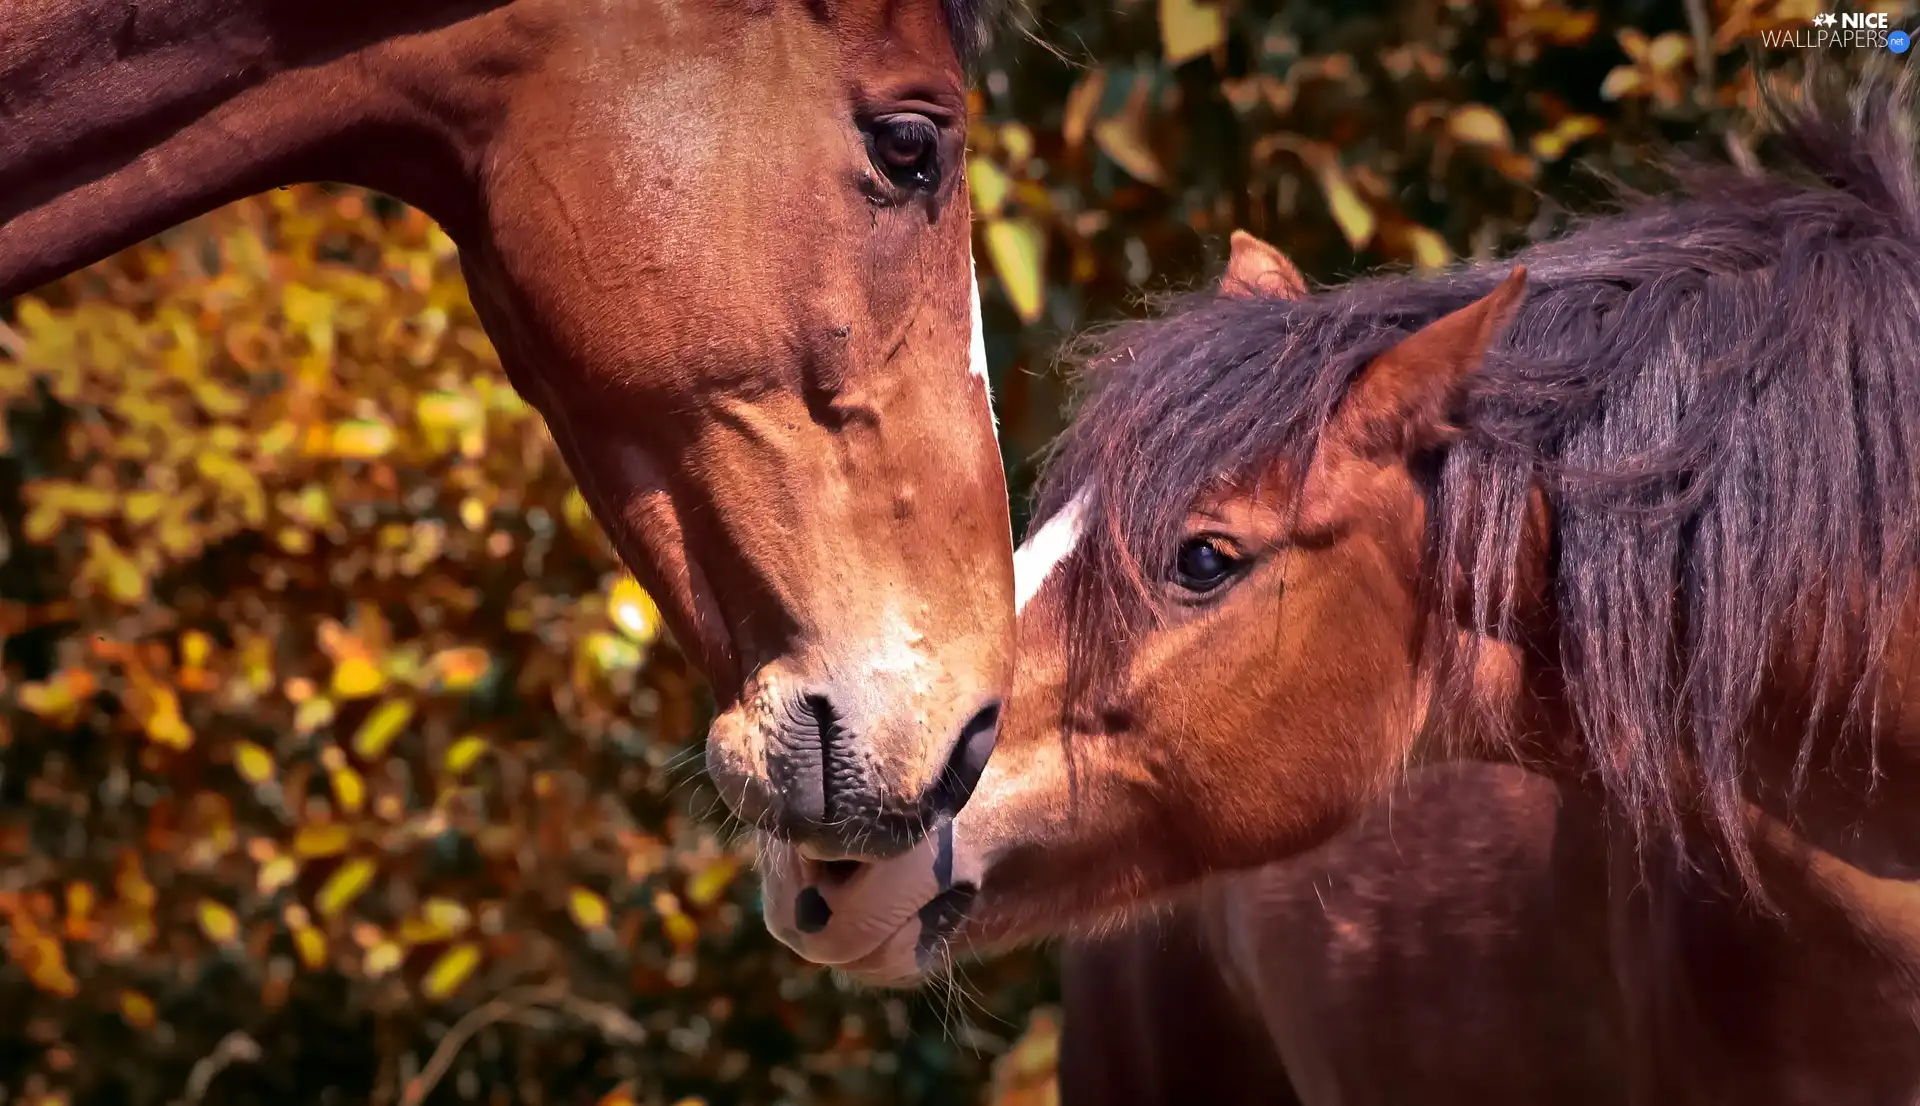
<box><xmin>0</xmin><ymin>1</ymin><xmax>1909</xmax><ymax>1104</ymax></box>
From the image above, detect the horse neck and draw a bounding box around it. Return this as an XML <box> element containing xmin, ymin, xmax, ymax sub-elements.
<box><xmin>0</xmin><ymin>0</ymin><xmax>524</xmax><ymax>299</ymax></box>
<box><xmin>1587</xmin><ymin>635</ymin><xmax>1920</xmax><ymax>1101</ymax></box>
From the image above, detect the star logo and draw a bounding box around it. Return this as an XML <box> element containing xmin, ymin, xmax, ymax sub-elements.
<box><xmin>1813</xmin><ymin>11</ymin><xmax>1837</xmax><ymax>24</ymax></box>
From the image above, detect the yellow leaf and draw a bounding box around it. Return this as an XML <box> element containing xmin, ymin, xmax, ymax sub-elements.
<box><xmin>19</xmin><ymin>678</ymin><xmax>79</xmax><ymax>724</ymax></box>
<box><xmin>1600</xmin><ymin>66</ymin><xmax>1644</xmax><ymax>101</ymax></box>
<box><xmin>1270</xmin><ymin>136</ymin><xmax>1376</xmax><ymax>251</ymax></box>
<box><xmin>329</xmin><ymin>419</ymin><xmax>395</xmax><ymax>460</ymax></box>
<box><xmin>607</xmin><ymin>578</ymin><xmax>662</xmax><ymax>645</ymax></box>
<box><xmin>143</xmin><ymin>689</ymin><xmax>194</xmax><ymax>751</ymax></box>
<box><xmin>1401</xmin><ymin>225</ymin><xmax>1451</xmax><ymax>272</ymax></box>
<box><xmin>401</xmin><ymin>898</ymin><xmax>472</xmax><ymax>944</ymax></box>
<box><xmin>1092</xmin><ymin>116</ymin><xmax>1167</xmax><ymax>188</ymax></box>
<box><xmin>116</xmin><ymin>853</ymin><xmax>157</xmax><ymax>908</ymax></box>
<box><xmin>1447</xmin><ymin>105</ymin><xmax>1514</xmax><ymax>151</ymax></box>
<box><xmin>1645</xmin><ymin>31</ymin><xmax>1691</xmax><ymax>72</ymax></box>
<box><xmin>330</xmin><ymin>765</ymin><xmax>366</xmax><ymax>816</ymax></box>
<box><xmin>968</xmin><ymin>157</ymin><xmax>1013</xmax><ymax>219</ymax></box>
<box><xmin>1061</xmin><ymin>69</ymin><xmax>1108</xmax><ymax>152</ymax></box>
<box><xmin>181</xmin><ymin>630</ymin><xmax>213</xmax><ymax>669</ymax></box>
<box><xmin>983</xmin><ymin>218</ymin><xmax>1047</xmax><ymax>325</ymax></box>
<box><xmin>1158</xmin><ymin>0</ymin><xmax>1225</xmax><ymax>65</ymax></box>
<box><xmin>416</xmin><ymin>390</ymin><xmax>482</xmax><ymax>431</ymax></box>
<box><xmin>23</xmin><ymin>503</ymin><xmax>63</xmax><ymax>543</ymax></box>
<box><xmin>562</xmin><ymin>487</ymin><xmax>595</xmax><ymax>535</ymax></box>
<box><xmin>365</xmin><ymin>940</ymin><xmax>404</xmax><ymax>977</ymax></box>
<box><xmin>258</xmin><ymin>420</ymin><xmax>299</xmax><ymax>456</ymax></box>
<box><xmin>999</xmin><ymin>123</ymin><xmax>1036</xmax><ymax>166</ymax></box>
<box><xmin>293</xmin><ymin>924</ymin><xmax>328</xmax><ymax>970</ymax></box>
<box><xmin>19</xmin><ymin>935</ymin><xmax>78</xmax><ymax>997</ymax></box>
<box><xmin>233</xmin><ymin>741</ymin><xmax>275</xmax><ymax>785</ymax></box>
<box><xmin>258</xmin><ymin>855</ymin><xmax>299</xmax><ymax>895</ymax></box>
<box><xmin>293</xmin><ymin>823</ymin><xmax>354</xmax><ymax>858</ymax></box>
<box><xmin>197</xmin><ymin>899</ymin><xmax>240</xmax><ymax>945</ymax></box>
<box><xmin>569</xmin><ymin>886</ymin><xmax>611</xmax><ymax>930</ymax></box>
<box><xmin>422</xmin><ymin>942</ymin><xmax>481</xmax><ymax>1000</ymax></box>
<box><xmin>444</xmin><ymin>735</ymin><xmax>489</xmax><ymax>776</ymax></box>
<box><xmin>293</xmin><ymin>696</ymin><xmax>338</xmax><ymax>737</ymax></box>
<box><xmin>119</xmin><ymin>989</ymin><xmax>157</xmax><ymax>1029</ymax></box>
<box><xmin>123</xmin><ymin>491</ymin><xmax>167</xmax><ymax>524</ymax></box>
<box><xmin>331</xmin><ymin>654</ymin><xmax>385</xmax><ymax>699</ymax></box>
<box><xmin>584</xmin><ymin>631</ymin><xmax>643</xmax><ymax>676</ymax></box>
<box><xmin>1320</xmin><ymin>169</ymin><xmax>1376</xmax><ymax>250</ymax></box>
<box><xmin>685</xmin><ymin>855</ymin><xmax>742</xmax><ymax>909</ymax></box>
<box><xmin>662</xmin><ymin>911</ymin><xmax>699</xmax><ymax>949</ymax></box>
<box><xmin>351</xmin><ymin>699</ymin><xmax>415</xmax><ymax>759</ymax></box>
<box><xmin>65</xmin><ymin>882</ymin><xmax>95</xmax><ymax>933</ymax></box>
<box><xmin>316</xmin><ymin>857</ymin><xmax>377</xmax><ymax>918</ymax></box>
<box><xmin>1531</xmin><ymin>114</ymin><xmax>1606</xmax><ymax>161</ymax></box>
<box><xmin>86</xmin><ymin>530</ymin><xmax>149</xmax><ymax>606</ymax></box>
<box><xmin>459</xmin><ymin>496</ymin><xmax>488</xmax><ymax>531</ymax></box>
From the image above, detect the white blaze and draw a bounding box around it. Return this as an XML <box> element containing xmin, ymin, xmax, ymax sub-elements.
<box><xmin>1013</xmin><ymin>487</ymin><xmax>1090</xmax><ymax>614</ymax></box>
<box><xmin>969</xmin><ymin>254</ymin><xmax>997</xmax><ymax>434</ymax></box>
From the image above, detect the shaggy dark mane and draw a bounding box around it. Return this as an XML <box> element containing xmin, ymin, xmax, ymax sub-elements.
<box><xmin>1034</xmin><ymin>65</ymin><xmax>1920</xmax><ymax>888</ymax></box>
<box><xmin>940</xmin><ymin>0</ymin><xmax>1007</xmax><ymax>66</ymax></box>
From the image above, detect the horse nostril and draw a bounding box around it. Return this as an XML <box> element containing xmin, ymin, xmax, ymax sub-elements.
<box><xmin>797</xmin><ymin>692</ymin><xmax>857</xmax><ymax>824</ymax></box>
<box><xmin>924</xmin><ymin>700</ymin><xmax>1001</xmax><ymax>819</ymax></box>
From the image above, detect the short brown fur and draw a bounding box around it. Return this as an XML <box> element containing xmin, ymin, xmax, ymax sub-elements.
<box><xmin>765</xmin><ymin>79</ymin><xmax>1920</xmax><ymax>1102</ymax></box>
<box><xmin>2</xmin><ymin>0</ymin><xmax>1016</xmax><ymax>859</ymax></box>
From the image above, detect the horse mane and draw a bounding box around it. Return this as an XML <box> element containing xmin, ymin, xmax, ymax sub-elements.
<box><xmin>941</xmin><ymin>0</ymin><xmax>1007</xmax><ymax>66</ymax></box>
<box><xmin>1033</xmin><ymin>63</ymin><xmax>1920</xmax><ymax>890</ymax></box>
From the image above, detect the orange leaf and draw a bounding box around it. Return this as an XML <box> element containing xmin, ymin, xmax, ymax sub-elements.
<box><xmin>293</xmin><ymin>823</ymin><xmax>354</xmax><ymax>858</ymax></box>
<box><xmin>1447</xmin><ymin>104</ymin><xmax>1514</xmax><ymax>150</ymax></box>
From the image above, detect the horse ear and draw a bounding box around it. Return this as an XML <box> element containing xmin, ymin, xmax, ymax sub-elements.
<box><xmin>1223</xmin><ymin>230</ymin><xmax>1307</xmax><ymax>300</ymax></box>
<box><xmin>1327</xmin><ymin>265</ymin><xmax>1527</xmax><ymax>461</ymax></box>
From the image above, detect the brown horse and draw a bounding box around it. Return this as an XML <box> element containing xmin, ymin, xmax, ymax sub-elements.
<box><xmin>1059</xmin><ymin>764</ymin><xmax>1622</xmax><ymax>1106</ymax></box>
<box><xmin>762</xmin><ymin>73</ymin><xmax>1920</xmax><ymax>1103</ymax></box>
<box><xmin>1</xmin><ymin>0</ymin><xmax>1016</xmax><ymax>859</ymax></box>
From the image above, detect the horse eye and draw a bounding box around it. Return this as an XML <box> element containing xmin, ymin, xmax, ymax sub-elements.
<box><xmin>1172</xmin><ymin>537</ymin><xmax>1240</xmax><ymax>594</ymax></box>
<box><xmin>869</xmin><ymin>114</ymin><xmax>941</xmax><ymax>190</ymax></box>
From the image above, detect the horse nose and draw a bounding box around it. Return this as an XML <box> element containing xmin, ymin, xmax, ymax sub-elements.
<box><xmin>769</xmin><ymin>693</ymin><xmax>858</xmax><ymax>834</ymax></box>
<box><xmin>920</xmin><ymin>699</ymin><xmax>1001</xmax><ymax>822</ymax></box>
<box><xmin>764</xmin><ymin>694</ymin><xmax>1001</xmax><ymax>858</ymax></box>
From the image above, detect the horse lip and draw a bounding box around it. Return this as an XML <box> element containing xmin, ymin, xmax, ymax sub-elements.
<box><xmin>797</xmin><ymin>843</ymin><xmax>857</xmax><ymax>863</ymax></box>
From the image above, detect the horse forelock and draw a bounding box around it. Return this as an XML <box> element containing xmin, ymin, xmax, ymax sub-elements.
<box><xmin>1032</xmin><ymin>65</ymin><xmax>1920</xmax><ymax>888</ymax></box>
<box><xmin>938</xmin><ymin>0</ymin><xmax>1006</xmax><ymax>66</ymax></box>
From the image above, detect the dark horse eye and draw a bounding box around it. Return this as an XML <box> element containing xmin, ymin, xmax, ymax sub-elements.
<box><xmin>869</xmin><ymin>113</ymin><xmax>941</xmax><ymax>190</ymax></box>
<box><xmin>1172</xmin><ymin>537</ymin><xmax>1240</xmax><ymax>593</ymax></box>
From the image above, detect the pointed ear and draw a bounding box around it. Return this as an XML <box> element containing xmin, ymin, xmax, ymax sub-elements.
<box><xmin>1223</xmin><ymin>230</ymin><xmax>1307</xmax><ymax>300</ymax></box>
<box><xmin>1327</xmin><ymin>265</ymin><xmax>1527</xmax><ymax>460</ymax></box>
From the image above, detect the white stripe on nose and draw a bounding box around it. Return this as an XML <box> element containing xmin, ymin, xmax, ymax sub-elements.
<box><xmin>969</xmin><ymin>253</ymin><xmax>993</xmax><ymax>399</ymax></box>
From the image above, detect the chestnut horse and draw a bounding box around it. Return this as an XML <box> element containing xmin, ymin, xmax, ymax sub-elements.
<box><xmin>763</xmin><ymin>73</ymin><xmax>1920</xmax><ymax>1103</ymax></box>
<box><xmin>1</xmin><ymin>0</ymin><xmax>1016</xmax><ymax>860</ymax></box>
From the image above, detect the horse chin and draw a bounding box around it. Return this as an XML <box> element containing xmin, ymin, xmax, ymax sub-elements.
<box><xmin>835</xmin><ymin>922</ymin><xmax>946</xmax><ymax>990</ymax></box>
<box><xmin>754</xmin><ymin>824</ymin><xmax>981</xmax><ymax>986</ymax></box>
